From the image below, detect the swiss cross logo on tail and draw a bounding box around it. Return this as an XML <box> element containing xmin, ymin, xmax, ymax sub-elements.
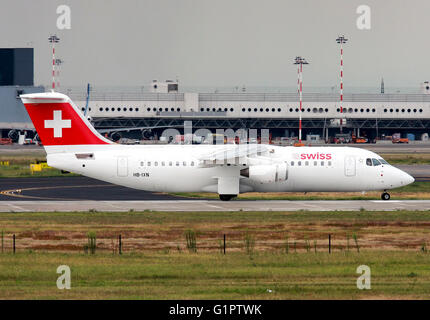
<box><xmin>21</xmin><ymin>92</ymin><xmax>112</xmax><ymax>146</ymax></box>
<box><xmin>44</xmin><ymin>110</ymin><xmax>72</xmax><ymax>138</ymax></box>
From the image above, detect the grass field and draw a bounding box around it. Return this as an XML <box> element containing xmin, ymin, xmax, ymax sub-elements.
<box><xmin>384</xmin><ymin>153</ymin><xmax>430</xmax><ymax>165</ymax></box>
<box><xmin>0</xmin><ymin>154</ymin><xmax>72</xmax><ymax>178</ymax></box>
<box><xmin>1</xmin><ymin>210</ymin><xmax>430</xmax><ymax>299</ymax></box>
<box><xmin>1</xmin><ymin>251</ymin><xmax>430</xmax><ymax>299</ymax></box>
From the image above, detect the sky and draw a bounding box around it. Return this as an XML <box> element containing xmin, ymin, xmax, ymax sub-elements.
<box><xmin>0</xmin><ymin>0</ymin><xmax>429</xmax><ymax>89</ymax></box>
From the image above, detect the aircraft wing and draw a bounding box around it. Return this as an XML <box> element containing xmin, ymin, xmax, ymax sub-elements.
<box><xmin>198</xmin><ymin>144</ymin><xmax>269</xmax><ymax>166</ymax></box>
<box><xmin>96</xmin><ymin>125</ymin><xmax>177</xmax><ymax>134</ymax></box>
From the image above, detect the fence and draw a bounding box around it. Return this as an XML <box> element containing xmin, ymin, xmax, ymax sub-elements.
<box><xmin>1</xmin><ymin>231</ymin><xmax>426</xmax><ymax>255</ymax></box>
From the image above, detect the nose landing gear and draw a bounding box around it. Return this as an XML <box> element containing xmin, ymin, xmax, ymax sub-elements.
<box><xmin>381</xmin><ymin>192</ymin><xmax>390</xmax><ymax>201</ymax></box>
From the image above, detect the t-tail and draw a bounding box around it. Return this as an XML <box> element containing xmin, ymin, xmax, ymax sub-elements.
<box><xmin>20</xmin><ymin>92</ymin><xmax>113</xmax><ymax>154</ymax></box>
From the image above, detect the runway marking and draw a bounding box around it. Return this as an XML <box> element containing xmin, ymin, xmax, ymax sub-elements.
<box><xmin>206</xmin><ymin>203</ymin><xmax>224</xmax><ymax>209</ymax></box>
<box><xmin>371</xmin><ymin>200</ymin><xmax>403</xmax><ymax>203</ymax></box>
<box><xmin>2</xmin><ymin>200</ymin><xmax>430</xmax><ymax>212</ymax></box>
<box><xmin>100</xmin><ymin>201</ymin><xmax>130</xmax><ymax>210</ymax></box>
<box><xmin>6</xmin><ymin>203</ymin><xmax>30</xmax><ymax>212</ymax></box>
<box><xmin>0</xmin><ymin>184</ymin><xmax>114</xmax><ymax>200</ymax></box>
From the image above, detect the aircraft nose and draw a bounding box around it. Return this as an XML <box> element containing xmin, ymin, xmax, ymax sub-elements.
<box><xmin>399</xmin><ymin>170</ymin><xmax>415</xmax><ymax>186</ymax></box>
<box><xmin>405</xmin><ymin>172</ymin><xmax>415</xmax><ymax>185</ymax></box>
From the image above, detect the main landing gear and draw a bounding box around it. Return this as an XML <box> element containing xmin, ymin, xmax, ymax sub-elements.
<box><xmin>381</xmin><ymin>191</ymin><xmax>391</xmax><ymax>201</ymax></box>
<box><xmin>219</xmin><ymin>194</ymin><xmax>237</xmax><ymax>201</ymax></box>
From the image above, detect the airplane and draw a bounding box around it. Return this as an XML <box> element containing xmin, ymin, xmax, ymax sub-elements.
<box><xmin>20</xmin><ymin>91</ymin><xmax>415</xmax><ymax>201</ymax></box>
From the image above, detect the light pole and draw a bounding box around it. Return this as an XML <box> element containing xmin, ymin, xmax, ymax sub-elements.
<box><xmin>294</xmin><ymin>56</ymin><xmax>309</xmax><ymax>145</ymax></box>
<box><xmin>55</xmin><ymin>58</ymin><xmax>63</xmax><ymax>89</ymax></box>
<box><xmin>295</xmin><ymin>56</ymin><xmax>300</xmax><ymax>94</ymax></box>
<box><xmin>48</xmin><ymin>35</ymin><xmax>60</xmax><ymax>90</ymax></box>
<box><xmin>336</xmin><ymin>35</ymin><xmax>348</xmax><ymax>134</ymax></box>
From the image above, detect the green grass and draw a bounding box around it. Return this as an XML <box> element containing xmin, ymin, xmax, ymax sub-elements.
<box><xmin>384</xmin><ymin>154</ymin><xmax>430</xmax><ymax>165</ymax></box>
<box><xmin>0</xmin><ymin>251</ymin><xmax>429</xmax><ymax>299</ymax></box>
<box><xmin>0</xmin><ymin>155</ymin><xmax>77</xmax><ymax>178</ymax></box>
<box><xmin>2</xmin><ymin>209</ymin><xmax>430</xmax><ymax>226</ymax></box>
<box><xmin>1</xmin><ymin>210</ymin><xmax>430</xmax><ymax>299</ymax></box>
<box><xmin>0</xmin><ymin>164</ymin><xmax>73</xmax><ymax>178</ymax></box>
<box><xmin>396</xmin><ymin>181</ymin><xmax>430</xmax><ymax>192</ymax></box>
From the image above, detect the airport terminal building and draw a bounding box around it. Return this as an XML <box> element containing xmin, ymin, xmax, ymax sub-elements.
<box><xmin>1</xmin><ymin>48</ymin><xmax>430</xmax><ymax>143</ymax></box>
<box><xmin>68</xmin><ymin>80</ymin><xmax>430</xmax><ymax>142</ymax></box>
<box><xmin>0</xmin><ymin>48</ymin><xmax>44</xmax><ymax>139</ymax></box>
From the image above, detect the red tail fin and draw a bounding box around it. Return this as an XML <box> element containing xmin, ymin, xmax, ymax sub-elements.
<box><xmin>20</xmin><ymin>92</ymin><xmax>112</xmax><ymax>147</ymax></box>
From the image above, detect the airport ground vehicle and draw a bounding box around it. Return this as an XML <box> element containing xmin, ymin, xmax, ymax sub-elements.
<box><xmin>0</xmin><ymin>138</ymin><xmax>12</xmax><ymax>145</ymax></box>
<box><xmin>392</xmin><ymin>138</ymin><xmax>409</xmax><ymax>144</ymax></box>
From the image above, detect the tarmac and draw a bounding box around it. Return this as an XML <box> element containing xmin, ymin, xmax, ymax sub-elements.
<box><xmin>0</xmin><ymin>175</ymin><xmax>429</xmax><ymax>212</ymax></box>
<box><xmin>0</xmin><ymin>199</ymin><xmax>429</xmax><ymax>212</ymax></box>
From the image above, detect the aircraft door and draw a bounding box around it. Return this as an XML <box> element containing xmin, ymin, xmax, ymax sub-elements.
<box><xmin>117</xmin><ymin>156</ymin><xmax>128</xmax><ymax>177</ymax></box>
<box><xmin>344</xmin><ymin>156</ymin><xmax>356</xmax><ymax>177</ymax></box>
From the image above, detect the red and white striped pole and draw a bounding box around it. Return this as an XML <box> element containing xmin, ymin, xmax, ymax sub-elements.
<box><xmin>294</xmin><ymin>56</ymin><xmax>309</xmax><ymax>144</ymax></box>
<box><xmin>52</xmin><ymin>44</ymin><xmax>55</xmax><ymax>90</ymax></box>
<box><xmin>299</xmin><ymin>63</ymin><xmax>303</xmax><ymax>142</ymax></box>
<box><xmin>297</xmin><ymin>64</ymin><xmax>301</xmax><ymax>142</ymax></box>
<box><xmin>340</xmin><ymin>43</ymin><xmax>343</xmax><ymax>114</ymax></box>
<box><xmin>48</xmin><ymin>35</ymin><xmax>60</xmax><ymax>91</ymax></box>
<box><xmin>336</xmin><ymin>36</ymin><xmax>348</xmax><ymax>134</ymax></box>
<box><xmin>55</xmin><ymin>59</ymin><xmax>63</xmax><ymax>89</ymax></box>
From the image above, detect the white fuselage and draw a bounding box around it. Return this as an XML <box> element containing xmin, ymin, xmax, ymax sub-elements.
<box><xmin>46</xmin><ymin>145</ymin><xmax>414</xmax><ymax>194</ymax></box>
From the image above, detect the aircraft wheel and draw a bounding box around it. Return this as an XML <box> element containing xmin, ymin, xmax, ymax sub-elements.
<box><xmin>219</xmin><ymin>194</ymin><xmax>237</xmax><ymax>201</ymax></box>
<box><xmin>381</xmin><ymin>192</ymin><xmax>390</xmax><ymax>201</ymax></box>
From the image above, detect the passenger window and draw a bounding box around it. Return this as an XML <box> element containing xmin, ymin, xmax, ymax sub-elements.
<box><xmin>366</xmin><ymin>158</ymin><xmax>372</xmax><ymax>166</ymax></box>
<box><xmin>290</xmin><ymin>161</ymin><xmax>294</xmax><ymax>166</ymax></box>
<box><xmin>147</xmin><ymin>161</ymin><xmax>151</xmax><ymax>166</ymax></box>
<box><xmin>305</xmin><ymin>161</ymin><xmax>309</xmax><ymax>166</ymax></box>
<box><xmin>314</xmin><ymin>161</ymin><xmax>317</xmax><ymax>166</ymax></box>
<box><xmin>169</xmin><ymin>161</ymin><xmax>173</xmax><ymax>166</ymax></box>
<box><xmin>328</xmin><ymin>161</ymin><xmax>332</xmax><ymax>166</ymax></box>
<box><xmin>176</xmin><ymin>161</ymin><xmax>180</xmax><ymax>166</ymax></box>
<box><xmin>321</xmin><ymin>161</ymin><xmax>324</xmax><ymax>166</ymax></box>
<box><xmin>154</xmin><ymin>161</ymin><xmax>158</xmax><ymax>166</ymax></box>
<box><xmin>191</xmin><ymin>161</ymin><xmax>195</xmax><ymax>166</ymax></box>
<box><xmin>298</xmin><ymin>161</ymin><xmax>302</xmax><ymax>166</ymax></box>
<box><xmin>372</xmin><ymin>158</ymin><xmax>381</xmax><ymax>166</ymax></box>
<box><xmin>162</xmin><ymin>161</ymin><xmax>165</xmax><ymax>166</ymax></box>
<box><xmin>183</xmin><ymin>161</ymin><xmax>187</xmax><ymax>166</ymax></box>
<box><xmin>140</xmin><ymin>161</ymin><xmax>144</xmax><ymax>167</ymax></box>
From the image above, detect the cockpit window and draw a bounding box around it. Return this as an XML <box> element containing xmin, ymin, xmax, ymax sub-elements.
<box><xmin>366</xmin><ymin>158</ymin><xmax>372</xmax><ymax>166</ymax></box>
<box><xmin>372</xmin><ymin>158</ymin><xmax>381</xmax><ymax>166</ymax></box>
<box><xmin>379</xmin><ymin>159</ymin><xmax>389</xmax><ymax>165</ymax></box>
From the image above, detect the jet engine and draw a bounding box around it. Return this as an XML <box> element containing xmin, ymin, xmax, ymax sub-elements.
<box><xmin>109</xmin><ymin>131</ymin><xmax>122</xmax><ymax>142</ymax></box>
<box><xmin>8</xmin><ymin>130</ymin><xmax>19</xmax><ymax>142</ymax></box>
<box><xmin>240</xmin><ymin>163</ymin><xmax>288</xmax><ymax>184</ymax></box>
<box><xmin>142</xmin><ymin>129</ymin><xmax>153</xmax><ymax>140</ymax></box>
